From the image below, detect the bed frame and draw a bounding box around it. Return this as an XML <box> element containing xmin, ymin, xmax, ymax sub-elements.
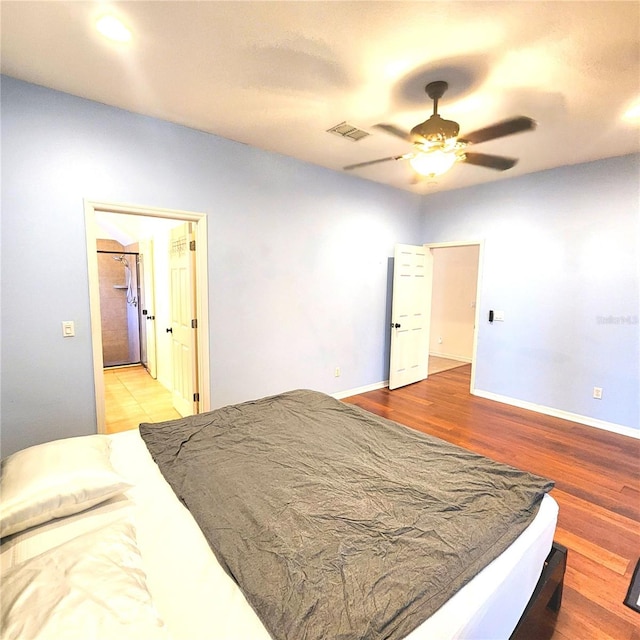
<box><xmin>510</xmin><ymin>542</ymin><xmax>568</xmax><ymax>640</ymax></box>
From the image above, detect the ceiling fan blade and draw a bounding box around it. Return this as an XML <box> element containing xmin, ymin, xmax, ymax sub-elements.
<box><xmin>373</xmin><ymin>124</ymin><xmax>413</xmax><ymax>142</ymax></box>
<box><xmin>343</xmin><ymin>154</ymin><xmax>411</xmax><ymax>171</ymax></box>
<box><xmin>462</xmin><ymin>152</ymin><xmax>518</xmax><ymax>171</ymax></box>
<box><xmin>459</xmin><ymin>116</ymin><xmax>536</xmax><ymax>145</ymax></box>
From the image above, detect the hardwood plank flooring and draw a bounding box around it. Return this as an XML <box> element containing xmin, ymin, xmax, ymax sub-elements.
<box><xmin>343</xmin><ymin>365</ymin><xmax>640</xmax><ymax>639</ymax></box>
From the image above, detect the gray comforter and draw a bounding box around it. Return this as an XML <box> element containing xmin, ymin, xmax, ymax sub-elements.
<box><xmin>140</xmin><ymin>389</ymin><xmax>553</xmax><ymax>640</ymax></box>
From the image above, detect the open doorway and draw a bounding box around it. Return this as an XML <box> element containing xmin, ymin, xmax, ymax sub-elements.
<box><xmin>85</xmin><ymin>200</ymin><xmax>210</xmax><ymax>434</ymax></box>
<box><xmin>426</xmin><ymin>242</ymin><xmax>482</xmax><ymax>383</ymax></box>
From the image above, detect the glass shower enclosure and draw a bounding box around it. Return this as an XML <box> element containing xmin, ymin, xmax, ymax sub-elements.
<box><xmin>97</xmin><ymin>250</ymin><xmax>142</xmax><ymax>367</ymax></box>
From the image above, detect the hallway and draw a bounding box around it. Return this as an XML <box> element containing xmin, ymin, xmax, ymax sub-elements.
<box><xmin>104</xmin><ymin>365</ymin><xmax>181</xmax><ymax>433</ymax></box>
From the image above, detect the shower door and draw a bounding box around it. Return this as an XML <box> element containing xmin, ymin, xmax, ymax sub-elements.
<box><xmin>97</xmin><ymin>249</ymin><xmax>141</xmax><ymax>367</ymax></box>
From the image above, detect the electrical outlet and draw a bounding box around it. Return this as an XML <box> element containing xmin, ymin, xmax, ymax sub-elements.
<box><xmin>593</xmin><ymin>387</ymin><xmax>603</xmax><ymax>400</ymax></box>
<box><xmin>438</xmin><ymin>337</ymin><xmax>443</xmax><ymax>344</ymax></box>
<box><xmin>334</xmin><ymin>367</ymin><xmax>341</xmax><ymax>378</ymax></box>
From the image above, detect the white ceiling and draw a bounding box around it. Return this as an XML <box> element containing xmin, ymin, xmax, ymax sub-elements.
<box><xmin>2</xmin><ymin>1</ymin><xmax>639</xmax><ymax>194</ymax></box>
<box><xmin>95</xmin><ymin>210</ymin><xmax>184</xmax><ymax>245</ymax></box>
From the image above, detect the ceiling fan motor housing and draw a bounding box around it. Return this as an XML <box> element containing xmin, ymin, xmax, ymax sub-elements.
<box><xmin>410</xmin><ymin>114</ymin><xmax>460</xmax><ymax>146</ymax></box>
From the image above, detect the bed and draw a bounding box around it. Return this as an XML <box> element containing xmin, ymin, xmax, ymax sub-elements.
<box><xmin>1</xmin><ymin>389</ymin><xmax>562</xmax><ymax>639</ymax></box>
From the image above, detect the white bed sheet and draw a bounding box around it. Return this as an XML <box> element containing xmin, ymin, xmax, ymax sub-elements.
<box><xmin>1</xmin><ymin>429</ymin><xmax>558</xmax><ymax>640</ymax></box>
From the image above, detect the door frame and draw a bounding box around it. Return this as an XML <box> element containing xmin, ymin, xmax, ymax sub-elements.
<box><xmin>84</xmin><ymin>199</ymin><xmax>210</xmax><ymax>433</ymax></box>
<box><xmin>423</xmin><ymin>240</ymin><xmax>483</xmax><ymax>394</ymax></box>
<box><xmin>137</xmin><ymin>238</ymin><xmax>157</xmax><ymax>379</ymax></box>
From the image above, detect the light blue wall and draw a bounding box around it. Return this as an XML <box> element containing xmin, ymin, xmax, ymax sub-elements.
<box><xmin>2</xmin><ymin>76</ymin><xmax>637</xmax><ymax>457</ymax></box>
<box><xmin>420</xmin><ymin>156</ymin><xmax>640</xmax><ymax>431</ymax></box>
<box><xmin>0</xmin><ymin>76</ymin><xmax>422</xmax><ymax>456</ymax></box>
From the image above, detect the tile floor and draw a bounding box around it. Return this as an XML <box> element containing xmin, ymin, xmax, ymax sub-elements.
<box><xmin>104</xmin><ymin>365</ymin><xmax>181</xmax><ymax>434</ymax></box>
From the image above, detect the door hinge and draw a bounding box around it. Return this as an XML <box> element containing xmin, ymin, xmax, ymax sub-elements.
<box><xmin>193</xmin><ymin>392</ymin><xmax>200</xmax><ymax>402</ymax></box>
<box><xmin>191</xmin><ymin>318</ymin><xmax>197</xmax><ymax>329</ymax></box>
<box><xmin>189</xmin><ymin>240</ymin><xmax>196</xmax><ymax>251</ymax></box>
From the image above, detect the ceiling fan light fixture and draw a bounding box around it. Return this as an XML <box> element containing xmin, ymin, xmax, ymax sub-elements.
<box><xmin>345</xmin><ymin>79</ymin><xmax>533</xmax><ymax>179</ymax></box>
<box><xmin>410</xmin><ymin>149</ymin><xmax>459</xmax><ymax>177</ymax></box>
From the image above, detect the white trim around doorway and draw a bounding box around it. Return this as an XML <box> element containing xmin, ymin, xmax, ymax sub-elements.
<box><xmin>84</xmin><ymin>199</ymin><xmax>210</xmax><ymax>433</ymax></box>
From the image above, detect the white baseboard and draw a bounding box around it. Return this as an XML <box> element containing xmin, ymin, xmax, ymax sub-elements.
<box><xmin>332</xmin><ymin>380</ymin><xmax>639</xmax><ymax>440</ymax></box>
<box><xmin>472</xmin><ymin>388</ymin><xmax>640</xmax><ymax>440</ymax></box>
<box><xmin>429</xmin><ymin>352</ymin><xmax>472</xmax><ymax>363</ymax></box>
<box><xmin>332</xmin><ymin>381</ymin><xmax>388</xmax><ymax>400</ymax></box>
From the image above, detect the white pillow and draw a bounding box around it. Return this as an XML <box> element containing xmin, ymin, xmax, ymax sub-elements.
<box><xmin>0</xmin><ymin>435</ymin><xmax>132</xmax><ymax>538</ymax></box>
<box><xmin>1</xmin><ymin>519</ymin><xmax>171</xmax><ymax>640</ymax></box>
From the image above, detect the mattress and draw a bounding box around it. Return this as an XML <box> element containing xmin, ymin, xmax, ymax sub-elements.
<box><xmin>1</xmin><ymin>429</ymin><xmax>558</xmax><ymax>639</ymax></box>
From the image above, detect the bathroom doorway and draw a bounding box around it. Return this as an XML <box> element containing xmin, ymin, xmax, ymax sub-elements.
<box><xmin>97</xmin><ymin>241</ymin><xmax>142</xmax><ymax>367</ymax></box>
<box><xmin>85</xmin><ymin>199</ymin><xmax>210</xmax><ymax>434</ymax></box>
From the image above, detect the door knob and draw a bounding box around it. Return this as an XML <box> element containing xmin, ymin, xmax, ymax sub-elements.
<box><xmin>391</xmin><ymin>323</ymin><xmax>401</xmax><ymax>329</ymax></box>
<box><xmin>166</xmin><ymin>327</ymin><xmax>173</xmax><ymax>333</ymax></box>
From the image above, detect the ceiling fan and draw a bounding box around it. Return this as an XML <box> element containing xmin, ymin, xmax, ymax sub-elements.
<box><xmin>344</xmin><ymin>81</ymin><xmax>536</xmax><ymax>178</ymax></box>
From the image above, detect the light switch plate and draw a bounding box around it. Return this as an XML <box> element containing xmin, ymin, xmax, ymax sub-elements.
<box><xmin>62</xmin><ymin>321</ymin><xmax>75</xmax><ymax>337</ymax></box>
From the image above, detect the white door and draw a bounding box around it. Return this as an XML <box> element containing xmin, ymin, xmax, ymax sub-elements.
<box><xmin>138</xmin><ymin>239</ymin><xmax>157</xmax><ymax>379</ymax></box>
<box><xmin>388</xmin><ymin>244</ymin><xmax>433</xmax><ymax>390</ymax></box>
<box><xmin>169</xmin><ymin>223</ymin><xmax>199</xmax><ymax>416</ymax></box>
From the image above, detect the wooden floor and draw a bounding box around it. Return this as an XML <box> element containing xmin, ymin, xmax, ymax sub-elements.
<box><xmin>104</xmin><ymin>365</ymin><xmax>181</xmax><ymax>434</ymax></box>
<box><xmin>343</xmin><ymin>365</ymin><xmax>640</xmax><ymax>640</ymax></box>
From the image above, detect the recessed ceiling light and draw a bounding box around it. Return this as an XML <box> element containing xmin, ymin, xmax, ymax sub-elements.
<box><xmin>96</xmin><ymin>15</ymin><xmax>132</xmax><ymax>43</ymax></box>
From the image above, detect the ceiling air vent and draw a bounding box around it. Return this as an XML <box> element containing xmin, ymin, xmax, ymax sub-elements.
<box><xmin>326</xmin><ymin>122</ymin><xmax>370</xmax><ymax>142</ymax></box>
